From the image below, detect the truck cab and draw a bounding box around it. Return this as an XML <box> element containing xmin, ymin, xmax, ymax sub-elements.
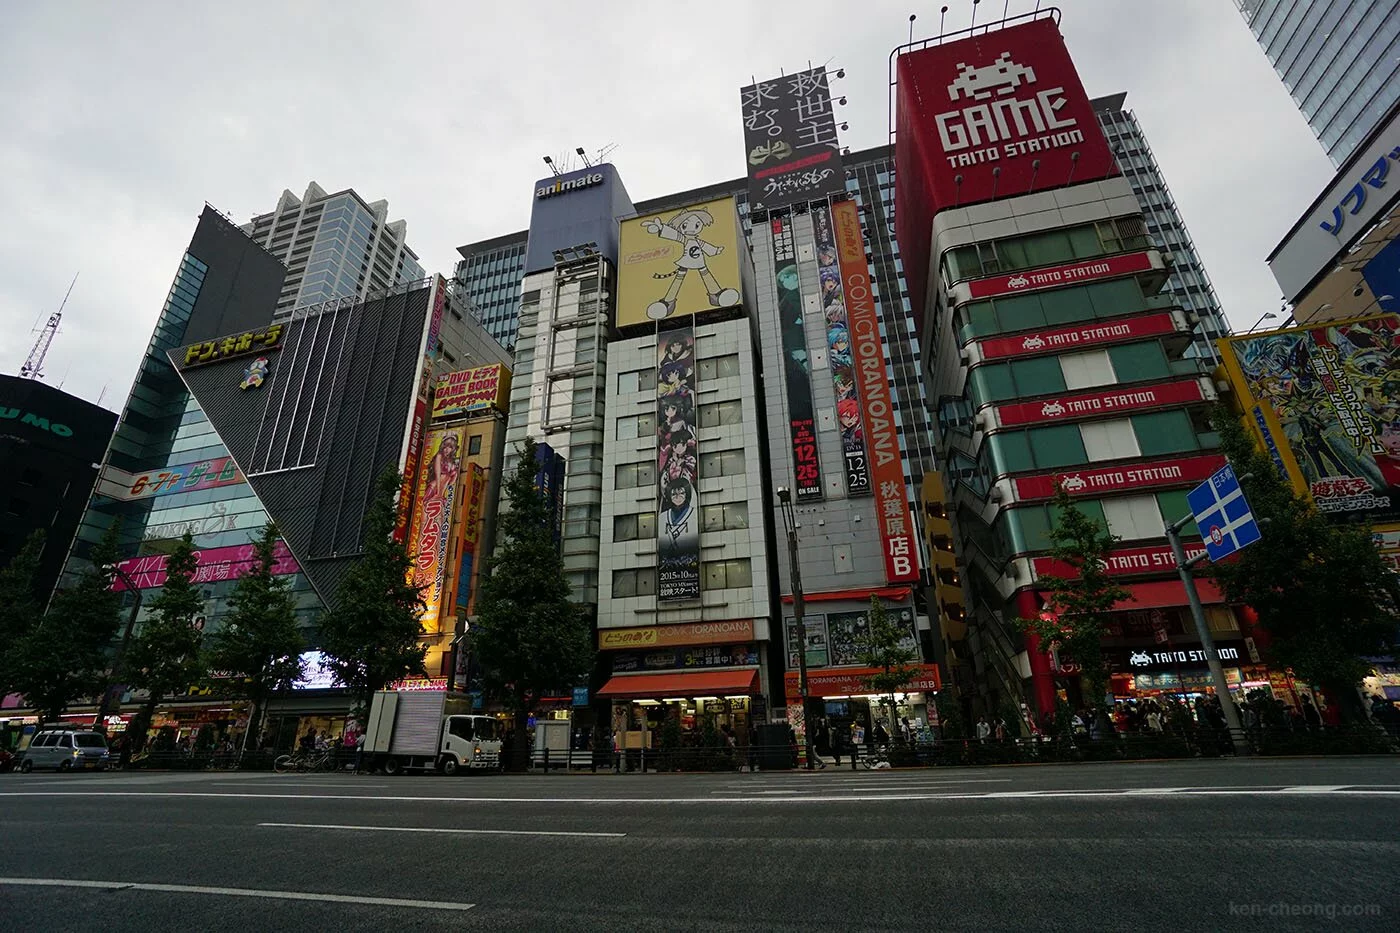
<box><xmin>440</xmin><ymin>715</ymin><xmax>502</xmax><ymax>774</ymax></box>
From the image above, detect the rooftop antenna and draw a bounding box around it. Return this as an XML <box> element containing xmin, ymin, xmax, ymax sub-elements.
<box><xmin>595</xmin><ymin>142</ymin><xmax>618</xmax><ymax>164</ymax></box>
<box><xmin>21</xmin><ymin>271</ymin><xmax>77</xmax><ymax>380</ymax></box>
<box><xmin>576</xmin><ymin>146</ymin><xmax>594</xmax><ymax>168</ymax></box>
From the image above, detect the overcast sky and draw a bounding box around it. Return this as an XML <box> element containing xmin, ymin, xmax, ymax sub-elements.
<box><xmin>0</xmin><ymin>0</ymin><xmax>1334</xmax><ymax>410</ymax></box>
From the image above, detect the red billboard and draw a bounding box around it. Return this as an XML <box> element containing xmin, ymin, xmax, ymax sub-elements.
<box><xmin>1032</xmin><ymin>542</ymin><xmax>1207</xmax><ymax>580</ymax></box>
<box><xmin>977</xmin><ymin>311</ymin><xmax>1178</xmax><ymax>361</ymax></box>
<box><xmin>1012</xmin><ymin>454</ymin><xmax>1224</xmax><ymax>501</ymax></box>
<box><xmin>967</xmin><ymin>251</ymin><xmax>1154</xmax><ymax>300</ymax></box>
<box><xmin>895</xmin><ymin>16</ymin><xmax>1118</xmax><ymax>324</ymax></box>
<box><xmin>111</xmin><ymin>541</ymin><xmax>300</xmax><ymax>591</ymax></box>
<box><xmin>995</xmin><ymin>379</ymin><xmax>1205</xmax><ymax>427</ymax></box>
<box><xmin>834</xmin><ymin>199</ymin><xmax>918</xmax><ymax>582</ymax></box>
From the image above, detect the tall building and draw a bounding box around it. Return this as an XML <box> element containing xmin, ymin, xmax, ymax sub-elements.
<box><xmin>0</xmin><ymin>376</ymin><xmax>116</xmax><ymax>604</ymax></box>
<box><xmin>1233</xmin><ymin>0</ymin><xmax>1400</xmax><ymax>165</ymax></box>
<box><xmin>241</xmin><ymin>182</ymin><xmax>425</xmax><ymax>319</ymax></box>
<box><xmin>897</xmin><ymin>12</ymin><xmax>1253</xmax><ymax>718</ymax></box>
<box><xmin>1093</xmin><ymin>94</ymin><xmax>1230</xmax><ymax>359</ymax></box>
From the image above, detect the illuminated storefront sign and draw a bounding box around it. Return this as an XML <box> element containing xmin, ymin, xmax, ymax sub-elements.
<box><xmin>432</xmin><ymin>364</ymin><xmax>511</xmax><ymax>419</ymax></box>
<box><xmin>407</xmin><ymin>426</ymin><xmax>464</xmax><ymax>632</ymax></box>
<box><xmin>598</xmin><ymin>619</ymin><xmax>756</xmax><ymax>650</ymax></box>
<box><xmin>1032</xmin><ymin>543</ymin><xmax>1207</xmax><ymax>580</ymax></box>
<box><xmin>104</xmin><ymin>456</ymin><xmax>243</xmax><ymax>501</ymax></box>
<box><xmin>784</xmin><ymin>662</ymin><xmax>941</xmax><ymax>700</ymax></box>
<box><xmin>994</xmin><ymin>379</ymin><xmax>1205</xmax><ymax>427</ymax></box>
<box><xmin>455</xmin><ymin>463</ymin><xmax>487</xmax><ymax>612</ymax></box>
<box><xmin>612</xmin><ymin>644</ymin><xmax>760</xmax><ymax>673</ymax></box>
<box><xmin>180</xmin><ymin>324</ymin><xmax>285</xmax><ymax>367</ymax></box>
<box><xmin>834</xmin><ymin>199</ymin><xmax>917</xmax><ymax>582</ymax></box>
<box><xmin>1011</xmin><ymin>454</ymin><xmax>1224</xmax><ymax>501</ymax></box>
<box><xmin>111</xmin><ymin>540</ymin><xmax>299</xmax><ymax>590</ymax></box>
<box><xmin>967</xmin><ymin>251</ymin><xmax>1154</xmax><ymax>300</ymax></box>
<box><xmin>976</xmin><ymin>311</ymin><xmax>1179</xmax><ymax>362</ymax></box>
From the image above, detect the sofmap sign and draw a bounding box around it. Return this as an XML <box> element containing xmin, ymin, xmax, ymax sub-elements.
<box><xmin>994</xmin><ymin>379</ymin><xmax>1205</xmax><ymax>427</ymax></box>
<box><xmin>1268</xmin><ymin>105</ymin><xmax>1400</xmax><ymax>301</ymax></box>
<box><xmin>977</xmin><ymin>311</ymin><xmax>1178</xmax><ymax>361</ymax></box>
<box><xmin>1012</xmin><ymin>454</ymin><xmax>1224</xmax><ymax>501</ymax></box>
<box><xmin>834</xmin><ymin>199</ymin><xmax>917</xmax><ymax>582</ymax></box>
<box><xmin>536</xmin><ymin>172</ymin><xmax>604</xmax><ymax>199</ymax></box>
<box><xmin>967</xmin><ymin>252</ymin><xmax>1155</xmax><ymax>300</ymax></box>
<box><xmin>895</xmin><ymin>17</ymin><xmax>1117</xmax><ymax>214</ymax></box>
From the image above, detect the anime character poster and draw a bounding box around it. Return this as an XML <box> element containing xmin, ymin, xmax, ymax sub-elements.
<box><xmin>813</xmin><ymin>203</ymin><xmax>871</xmax><ymax>496</ymax></box>
<box><xmin>826</xmin><ymin>607</ymin><xmax>918</xmax><ymax>666</ymax></box>
<box><xmin>773</xmin><ymin>213</ymin><xmax>823</xmax><ymax>500</ymax></box>
<box><xmin>616</xmin><ymin>197</ymin><xmax>743</xmax><ymax>328</ymax></box>
<box><xmin>657</xmin><ymin>325</ymin><xmax>701</xmax><ymax>600</ymax></box>
<box><xmin>1226</xmin><ymin>315</ymin><xmax>1400</xmax><ymax>524</ymax></box>
<box><xmin>409</xmin><ymin>425</ymin><xmax>465</xmax><ymax>631</ymax></box>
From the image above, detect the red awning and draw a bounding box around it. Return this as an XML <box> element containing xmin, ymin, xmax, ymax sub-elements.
<box><xmin>781</xmin><ymin>586</ymin><xmax>911</xmax><ymax>604</ymax></box>
<box><xmin>1111</xmin><ymin>579</ymin><xmax>1225</xmax><ymax>611</ymax></box>
<box><xmin>596</xmin><ymin>670</ymin><xmax>760</xmax><ymax>700</ymax></box>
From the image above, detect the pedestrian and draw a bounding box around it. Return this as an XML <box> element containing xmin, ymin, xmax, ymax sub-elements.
<box><xmin>1301</xmin><ymin>695</ymin><xmax>1322</xmax><ymax>731</ymax></box>
<box><xmin>353</xmin><ymin>730</ymin><xmax>366</xmax><ymax>773</ymax></box>
<box><xmin>299</xmin><ymin>728</ymin><xmax>316</xmax><ymax>753</ymax></box>
<box><xmin>611</xmin><ymin>730</ymin><xmax>622</xmax><ymax>773</ymax></box>
<box><xmin>872</xmin><ymin>721</ymin><xmax>889</xmax><ymax>750</ymax></box>
<box><xmin>994</xmin><ymin>717</ymin><xmax>1007</xmax><ymax>742</ymax></box>
<box><xmin>746</xmin><ymin>724</ymin><xmax>759</xmax><ymax>773</ymax></box>
<box><xmin>900</xmin><ymin>717</ymin><xmax>914</xmax><ymax>744</ymax></box>
<box><xmin>976</xmin><ymin>716</ymin><xmax>991</xmax><ymax>743</ymax></box>
<box><xmin>831</xmin><ymin>723</ymin><xmax>844</xmax><ymax>766</ymax></box>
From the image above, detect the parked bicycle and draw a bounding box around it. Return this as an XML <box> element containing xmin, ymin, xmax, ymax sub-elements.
<box><xmin>273</xmin><ymin>748</ymin><xmax>339</xmax><ymax>774</ymax></box>
<box><xmin>857</xmin><ymin>744</ymin><xmax>892</xmax><ymax>770</ymax></box>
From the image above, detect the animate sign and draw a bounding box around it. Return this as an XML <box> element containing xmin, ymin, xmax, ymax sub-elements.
<box><xmin>994</xmin><ymin>379</ymin><xmax>1205</xmax><ymax>427</ymax></box>
<box><xmin>598</xmin><ymin>619</ymin><xmax>755</xmax><ymax>650</ymax></box>
<box><xmin>180</xmin><ymin>324</ymin><xmax>285</xmax><ymax>367</ymax></box>
<box><xmin>977</xmin><ymin>311</ymin><xmax>1178</xmax><ymax>361</ymax></box>
<box><xmin>967</xmin><ymin>252</ymin><xmax>1154</xmax><ymax>300</ymax></box>
<box><xmin>1012</xmin><ymin>454</ymin><xmax>1224</xmax><ymax>501</ymax></box>
<box><xmin>535</xmin><ymin>172</ymin><xmax>604</xmax><ymax>199</ymax></box>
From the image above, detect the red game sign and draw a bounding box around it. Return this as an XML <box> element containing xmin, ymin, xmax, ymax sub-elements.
<box><xmin>1032</xmin><ymin>543</ymin><xmax>1207</xmax><ymax>579</ymax></box>
<box><xmin>995</xmin><ymin>379</ymin><xmax>1205</xmax><ymax>427</ymax></box>
<box><xmin>967</xmin><ymin>251</ymin><xmax>1154</xmax><ymax>300</ymax></box>
<box><xmin>1012</xmin><ymin>454</ymin><xmax>1224</xmax><ymax>501</ymax></box>
<box><xmin>977</xmin><ymin>311</ymin><xmax>1178</xmax><ymax>361</ymax></box>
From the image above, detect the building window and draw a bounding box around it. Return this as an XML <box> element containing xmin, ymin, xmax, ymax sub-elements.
<box><xmin>697</xmin><ymin>354</ymin><xmax>741</xmax><ymax>381</ymax></box>
<box><xmin>698</xmin><ymin>449</ymin><xmax>746</xmax><ymax>478</ymax></box>
<box><xmin>613</xmin><ymin>568</ymin><xmax>657</xmax><ymax>598</ymax></box>
<box><xmin>702</xmin><ymin>558</ymin><xmax>752</xmax><ymax>590</ymax></box>
<box><xmin>615</xmin><ymin>461</ymin><xmax>658</xmax><ymax>490</ymax></box>
<box><xmin>700</xmin><ymin>501</ymin><xmax>749</xmax><ymax>532</ymax></box>
<box><xmin>613</xmin><ymin>512</ymin><xmax>658</xmax><ymax>542</ymax></box>
<box><xmin>468</xmin><ymin>435</ymin><xmax>483</xmax><ymax>455</ymax></box>
<box><xmin>698</xmin><ymin>400</ymin><xmax>744</xmax><ymax>427</ymax></box>
<box><xmin>616</xmin><ymin>413</ymin><xmax>656</xmax><ymax>440</ymax></box>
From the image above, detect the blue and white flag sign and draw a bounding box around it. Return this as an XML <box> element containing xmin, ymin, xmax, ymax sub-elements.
<box><xmin>1187</xmin><ymin>464</ymin><xmax>1263</xmax><ymax>562</ymax></box>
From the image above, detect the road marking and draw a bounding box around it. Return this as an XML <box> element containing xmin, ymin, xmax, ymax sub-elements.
<box><xmin>211</xmin><ymin>782</ymin><xmax>389</xmax><ymax>789</ymax></box>
<box><xmin>259</xmin><ymin>821</ymin><xmax>626</xmax><ymax>838</ymax></box>
<box><xmin>0</xmin><ymin>877</ymin><xmax>474</xmax><ymax>911</ymax></box>
<box><xmin>1280</xmin><ymin>785</ymin><xmax>1349</xmax><ymax>793</ymax></box>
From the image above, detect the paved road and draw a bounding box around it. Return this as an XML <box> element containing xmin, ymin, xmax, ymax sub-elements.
<box><xmin>1</xmin><ymin>758</ymin><xmax>1396</xmax><ymax>931</ymax></box>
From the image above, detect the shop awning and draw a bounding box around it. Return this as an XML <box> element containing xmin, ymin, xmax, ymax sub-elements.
<box><xmin>596</xmin><ymin>670</ymin><xmax>760</xmax><ymax>700</ymax></box>
<box><xmin>1111</xmin><ymin>579</ymin><xmax>1225</xmax><ymax>611</ymax></box>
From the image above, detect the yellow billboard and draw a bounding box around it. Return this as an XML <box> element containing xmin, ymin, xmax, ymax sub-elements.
<box><xmin>407</xmin><ymin>425</ymin><xmax>465</xmax><ymax>633</ymax></box>
<box><xmin>617</xmin><ymin>196</ymin><xmax>742</xmax><ymax>328</ymax></box>
<box><xmin>432</xmin><ymin>364</ymin><xmax>510</xmax><ymax>419</ymax></box>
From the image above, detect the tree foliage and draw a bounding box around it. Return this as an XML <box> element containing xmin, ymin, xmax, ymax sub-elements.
<box><xmin>317</xmin><ymin>467</ymin><xmax>426</xmax><ymax>715</ymax></box>
<box><xmin>473</xmin><ymin>439</ymin><xmax>593</xmax><ymax>769</ymax></box>
<box><xmin>126</xmin><ymin>532</ymin><xmax>207</xmax><ymax>716</ymax></box>
<box><xmin>1207</xmin><ymin>405</ymin><xmax>1400</xmax><ymax>697</ymax></box>
<box><xmin>205</xmin><ymin>522</ymin><xmax>305</xmax><ymax>748</ymax></box>
<box><xmin>12</xmin><ymin>524</ymin><xmax>125</xmax><ymax>722</ymax></box>
<box><xmin>0</xmin><ymin>530</ymin><xmax>47</xmax><ymax>699</ymax></box>
<box><xmin>1018</xmin><ymin>487</ymin><xmax>1130</xmax><ymax>708</ymax></box>
<box><xmin>857</xmin><ymin>597</ymin><xmax>920</xmax><ymax>731</ymax></box>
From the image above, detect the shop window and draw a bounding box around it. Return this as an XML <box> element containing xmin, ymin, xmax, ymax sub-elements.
<box><xmin>1108</xmin><ymin>341</ymin><xmax>1171</xmax><ymax>381</ymax></box>
<box><xmin>1060</xmin><ymin>349</ymin><xmax>1114</xmax><ymax>390</ymax></box>
<box><xmin>995</xmin><ymin>292</ymin><xmax>1047</xmax><ymax>333</ymax></box>
<box><xmin>467</xmin><ymin>435</ymin><xmax>483</xmax><ymax>455</ymax></box>
<box><xmin>1080</xmin><ymin>418</ymin><xmax>1140</xmax><ymax>461</ymax></box>
<box><xmin>1087</xmin><ymin>278</ymin><xmax>1144</xmax><ymax>318</ymax></box>
<box><xmin>698</xmin><ymin>449</ymin><xmax>746</xmax><ymax>478</ymax></box>
<box><xmin>1155</xmin><ymin>490</ymin><xmax>1198</xmax><ymax>537</ymax></box>
<box><xmin>1132</xmin><ymin>410</ymin><xmax>1197</xmax><ymax>456</ymax></box>
<box><xmin>969</xmin><ymin>364</ymin><xmax>1016</xmax><ymax>404</ymax></box>
<box><xmin>698</xmin><ymin>354</ymin><xmax>741</xmax><ymax>381</ymax></box>
<box><xmin>988</xmin><ymin>432</ymin><xmax>1034</xmax><ymax>475</ymax></box>
<box><xmin>1038</xmin><ymin>286</ymin><xmax>1084</xmax><ymax>326</ymax></box>
<box><xmin>703</xmin><ymin>558</ymin><xmax>752</xmax><ymax>590</ymax></box>
<box><xmin>1102</xmin><ymin>495</ymin><xmax>1164</xmax><ymax>541</ymax></box>
<box><xmin>614</xmin><ymin>512</ymin><xmax>657</xmax><ymax>542</ymax></box>
<box><xmin>1010</xmin><ymin>355</ymin><xmax>1066</xmax><ymax>397</ymax></box>
<box><xmin>615</xmin><ymin>462</ymin><xmax>657</xmax><ymax>490</ymax></box>
<box><xmin>700</xmin><ymin>501</ymin><xmax>749</xmax><ymax>532</ymax></box>
<box><xmin>1027</xmin><ymin>423</ymin><xmax>1086</xmax><ymax>469</ymax></box>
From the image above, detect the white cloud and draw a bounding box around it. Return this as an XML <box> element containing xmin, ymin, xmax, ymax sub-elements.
<box><xmin>0</xmin><ymin>0</ymin><xmax>1338</xmax><ymax>407</ymax></box>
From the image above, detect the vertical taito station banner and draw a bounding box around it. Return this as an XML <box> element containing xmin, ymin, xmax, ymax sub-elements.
<box><xmin>454</xmin><ymin>463</ymin><xmax>487</xmax><ymax>613</ymax></box>
<box><xmin>409</xmin><ymin>425</ymin><xmax>463</xmax><ymax>632</ymax></box>
<box><xmin>739</xmin><ymin>67</ymin><xmax>847</xmax><ymax>212</ymax></box>
<box><xmin>657</xmin><ymin>326</ymin><xmax>700</xmax><ymax>600</ymax></box>
<box><xmin>832</xmin><ymin>199</ymin><xmax>917</xmax><ymax>582</ymax></box>
<box><xmin>772</xmin><ymin>214</ymin><xmax>822</xmax><ymax>500</ymax></box>
<box><xmin>813</xmin><ymin>203</ymin><xmax>871</xmax><ymax>495</ymax></box>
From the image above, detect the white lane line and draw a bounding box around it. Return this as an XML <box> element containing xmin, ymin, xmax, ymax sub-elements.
<box><xmin>2</xmin><ymin>786</ymin><xmax>1399</xmax><ymax>804</ymax></box>
<box><xmin>0</xmin><ymin>877</ymin><xmax>474</xmax><ymax>911</ymax></box>
<box><xmin>259</xmin><ymin>821</ymin><xmax>625</xmax><ymax>838</ymax></box>
<box><xmin>1280</xmin><ymin>785</ymin><xmax>1349</xmax><ymax>793</ymax></box>
<box><xmin>210</xmin><ymin>782</ymin><xmax>389</xmax><ymax>789</ymax></box>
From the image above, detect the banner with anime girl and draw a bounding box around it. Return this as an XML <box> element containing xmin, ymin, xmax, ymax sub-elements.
<box><xmin>657</xmin><ymin>325</ymin><xmax>701</xmax><ymax>600</ymax></box>
<box><xmin>813</xmin><ymin>203</ymin><xmax>871</xmax><ymax>496</ymax></box>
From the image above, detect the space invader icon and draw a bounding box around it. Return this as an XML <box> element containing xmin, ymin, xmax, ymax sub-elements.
<box><xmin>947</xmin><ymin>51</ymin><xmax>1037</xmax><ymax>102</ymax></box>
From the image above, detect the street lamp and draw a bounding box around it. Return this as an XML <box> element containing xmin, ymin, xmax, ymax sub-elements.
<box><xmin>1248</xmin><ymin>311</ymin><xmax>1277</xmax><ymax>331</ymax></box>
<box><xmin>776</xmin><ymin>487</ymin><xmax>815</xmax><ymax>770</ymax></box>
<box><xmin>94</xmin><ymin>563</ymin><xmax>143</xmax><ymax>730</ymax></box>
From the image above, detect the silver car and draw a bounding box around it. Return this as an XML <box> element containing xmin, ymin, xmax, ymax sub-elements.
<box><xmin>19</xmin><ymin>730</ymin><xmax>110</xmax><ymax>772</ymax></box>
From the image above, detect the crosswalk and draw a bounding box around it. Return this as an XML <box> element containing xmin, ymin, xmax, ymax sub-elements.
<box><xmin>707</xmin><ymin>772</ymin><xmax>1014</xmax><ymax>797</ymax></box>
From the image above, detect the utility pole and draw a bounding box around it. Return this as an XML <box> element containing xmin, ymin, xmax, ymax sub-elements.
<box><xmin>777</xmin><ymin>487</ymin><xmax>815</xmax><ymax>770</ymax></box>
<box><xmin>1165</xmin><ymin>515</ymin><xmax>1250</xmax><ymax>757</ymax></box>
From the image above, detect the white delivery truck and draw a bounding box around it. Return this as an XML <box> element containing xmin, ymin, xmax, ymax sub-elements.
<box><xmin>363</xmin><ymin>689</ymin><xmax>501</xmax><ymax>775</ymax></box>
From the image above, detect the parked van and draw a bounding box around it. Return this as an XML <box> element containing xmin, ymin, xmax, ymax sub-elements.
<box><xmin>19</xmin><ymin>730</ymin><xmax>110</xmax><ymax>772</ymax></box>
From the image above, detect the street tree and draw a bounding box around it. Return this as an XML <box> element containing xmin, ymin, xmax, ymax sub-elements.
<box><xmin>857</xmin><ymin>596</ymin><xmax>920</xmax><ymax>737</ymax></box>
<box><xmin>12</xmin><ymin>524</ymin><xmax>125</xmax><ymax>723</ymax></box>
<box><xmin>317</xmin><ymin>467</ymin><xmax>427</xmax><ymax>717</ymax></box>
<box><xmin>1018</xmin><ymin>487</ymin><xmax>1130</xmax><ymax>718</ymax></box>
<box><xmin>1208</xmin><ymin>406</ymin><xmax>1400</xmax><ymax>717</ymax></box>
<box><xmin>0</xmin><ymin>531</ymin><xmax>47</xmax><ymax>699</ymax></box>
<box><xmin>125</xmin><ymin>532</ymin><xmax>207</xmax><ymax>750</ymax></box>
<box><xmin>473</xmin><ymin>439</ymin><xmax>593</xmax><ymax>771</ymax></box>
<box><xmin>206</xmin><ymin>522</ymin><xmax>305</xmax><ymax>754</ymax></box>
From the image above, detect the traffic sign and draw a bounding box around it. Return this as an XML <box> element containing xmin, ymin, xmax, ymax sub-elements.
<box><xmin>1186</xmin><ymin>464</ymin><xmax>1262</xmax><ymax>562</ymax></box>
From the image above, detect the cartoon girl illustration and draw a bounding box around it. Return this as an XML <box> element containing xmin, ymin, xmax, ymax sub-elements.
<box><xmin>660</xmin><ymin>477</ymin><xmax>697</xmax><ymax>553</ymax></box>
<box><xmin>660</xmin><ymin>333</ymin><xmax>693</xmax><ymax>367</ymax></box>
<box><xmin>658</xmin><ymin>360</ymin><xmax>694</xmax><ymax>400</ymax></box>
<box><xmin>828</xmin><ymin>322</ymin><xmax>852</xmax><ymax>370</ymax></box>
<box><xmin>832</xmin><ymin>371</ymin><xmax>856</xmax><ymax>402</ymax></box>
<box><xmin>659</xmin><ymin>396</ymin><xmax>695</xmax><ymax>438</ymax></box>
<box><xmin>424</xmin><ymin>434</ymin><xmax>460</xmax><ymax>501</ymax></box>
<box><xmin>659</xmin><ymin>429</ymin><xmax>698</xmax><ymax>484</ymax></box>
<box><xmin>642</xmin><ymin>209</ymin><xmax>740</xmax><ymax>321</ymax></box>
<box><xmin>838</xmin><ymin>398</ymin><xmax>864</xmax><ymax>453</ymax></box>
